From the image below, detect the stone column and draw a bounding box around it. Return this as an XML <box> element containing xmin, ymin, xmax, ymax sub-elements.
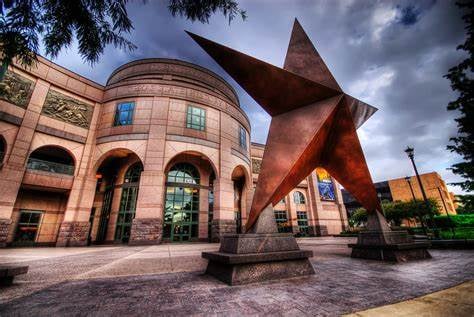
<box><xmin>129</xmin><ymin>97</ymin><xmax>168</xmax><ymax>245</ymax></box>
<box><xmin>333</xmin><ymin>178</ymin><xmax>348</xmax><ymax>232</ymax></box>
<box><xmin>287</xmin><ymin>192</ymin><xmax>298</xmax><ymax>234</ymax></box>
<box><xmin>56</xmin><ymin>102</ymin><xmax>101</xmax><ymax>246</ymax></box>
<box><xmin>0</xmin><ymin>79</ymin><xmax>50</xmax><ymax>247</ymax></box>
<box><xmin>307</xmin><ymin>171</ymin><xmax>328</xmax><ymax>236</ymax></box>
<box><xmin>198</xmin><ymin>176</ymin><xmax>210</xmax><ymax>241</ymax></box>
<box><xmin>212</xmin><ymin>113</ymin><xmax>236</xmax><ymax>241</ymax></box>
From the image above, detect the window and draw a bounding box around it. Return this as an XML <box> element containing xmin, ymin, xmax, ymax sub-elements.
<box><xmin>186</xmin><ymin>106</ymin><xmax>206</xmax><ymax>131</ymax></box>
<box><xmin>274</xmin><ymin>210</ymin><xmax>292</xmax><ymax>233</ymax></box>
<box><xmin>239</xmin><ymin>126</ymin><xmax>247</xmax><ymax>150</ymax></box>
<box><xmin>293</xmin><ymin>191</ymin><xmax>306</xmax><ymax>204</ymax></box>
<box><xmin>167</xmin><ymin>163</ymin><xmax>200</xmax><ymax>184</ymax></box>
<box><xmin>14</xmin><ymin>210</ymin><xmax>42</xmax><ymax>243</ymax></box>
<box><xmin>114</xmin><ymin>102</ymin><xmax>135</xmax><ymax>126</ymax></box>
<box><xmin>297</xmin><ymin>211</ymin><xmax>309</xmax><ymax>236</ymax></box>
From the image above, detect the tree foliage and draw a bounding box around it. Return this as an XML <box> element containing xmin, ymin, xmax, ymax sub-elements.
<box><xmin>445</xmin><ymin>1</ymin><xmax>474</xmax><ymax>205</ymax></box>
<box><xmin>454</xmin><ymin>194</ymin><xmax>474</xmax><ymax>214</ymax></box>
<box><xmin>349</xmin><ymin>199</ymin><xmax>440</xmax><ymax>227</ymax></box>
<box><xmin>0</xmin><ymin>0</ymin><xmax>245</xmax><ymax>77</ymax></box>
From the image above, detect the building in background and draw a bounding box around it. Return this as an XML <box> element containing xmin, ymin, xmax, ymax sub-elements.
<box><xmin>251</xmin><ymin>143</ymin><xmax>348</xmax><ymax>237</ymax></box>
<box><xmin>0</xmin><ymin>56</ymin><xmax>348</xmax><ymax>247</ymax></box>
<box><xmin>342</xmin><ymin>172</ymin><xmax>457</xmax><ymax>215</ymax></box>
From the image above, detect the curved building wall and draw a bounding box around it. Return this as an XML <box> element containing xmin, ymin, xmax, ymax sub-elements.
<box><xmin>0</xmin><ymin>56</ymin><xmax>346</xmax><ymax>247</ymax></box>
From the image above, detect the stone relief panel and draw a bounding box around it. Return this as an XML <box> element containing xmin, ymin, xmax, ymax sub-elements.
<box><xmin>42</xmin><ymin>90</ymin><xmax>93</xmax><ymax>128</ymax></box>
<box><xmin>252</xmin><ymin>158</ymin><xmax>262</xmax><ymax>174</ymax></box>
<box><xmin>0</xmin><ymin>71</ymin><xmax>34</xmax><ymax>108</ymax></box>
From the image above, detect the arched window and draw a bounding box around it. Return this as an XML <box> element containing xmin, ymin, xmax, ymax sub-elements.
<box><xmin>27</xmin><ymin>146</ymin><xmax>75</xmax><ymax>175</ymax></box>
<box><xmin>124</xmin><ymin>162</ymin><xmax>142</xmax><ymax>183</ymax></box>
<box><xmin>0</xmin><ymin>136</ymin><xmax>5</xmax><ymax>164</ymax></box>
<box><xmin>167</xmin><ymin>162</ymin><xmax>200</xmax><ymax>184</ymax></box>
<box><xmin>293</xmin><ymin>191</ymin><xmax>306</xmax><ymax>204</ymax></box>
<box><xmin>115</xmin><ymin>162</ymin><xmax>143</xmax><ymax>243</ymax></box>
<box><xmin>164</xmin><ymin>163</ymin><xmax>200</xmax><ymax>242</ymax></box>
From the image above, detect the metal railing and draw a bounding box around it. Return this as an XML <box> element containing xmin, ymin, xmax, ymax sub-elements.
<box><xmin>26</xmin><ymin>157</ymin><xmax>74</xmax><ymax>175</ymax></box>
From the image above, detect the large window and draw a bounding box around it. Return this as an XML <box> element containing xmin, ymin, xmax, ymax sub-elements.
<box><xmin>164</xmin><ymin>163</ymin><xmax>200</xmax><ymax>242</ymax></box>
<box><xmin>27</xmin><ymin>146</ymin><xmax>75</xmax><ymax>175</ymax></box>
<box><xmin>274</xmin><ymin>210</ymin><xmax>292</xmax><ymax>233</ymax></box>
<box><xmin>316</xmin><ymin>167</ymin><xmax>336</xmax><ymax>200</ymax></box>
<box><xmin>297</xmin><ymin>211</ymin><xmax>309</xmax><ymax>236</ymax></box>
<box><xmin>239</xmin><ymin>126</ymin><xmax>247</xmax><ymax>150</ymax></box>
<box><xmin>114</xmin><ymin>102</ymin><xmax>135</xmax><ymax>126</ymax></box>
<box><xmin>186</xmin><ymin>106</ymin><xmax>206</xmax><ymax>131</ymax></box>
<box><xmin>115</xmin><ymin>163</ymin><xmax>142</xmax><ymax>243</ymax></box>
<box><xmin>293</xmin><ymin>191</ymin><xmax>306</xmax><ymax>204</ymax></box>
<box><xmin>14</xmin><ymin>210</ymin><xmax>42</xmax><ymax>244</ymax></box>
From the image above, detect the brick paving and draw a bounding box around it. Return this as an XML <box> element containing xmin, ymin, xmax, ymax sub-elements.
<box><xmin>0</xmin><ymin>238</ymin><xmax>473</xmax><ymax>316</ymax></box>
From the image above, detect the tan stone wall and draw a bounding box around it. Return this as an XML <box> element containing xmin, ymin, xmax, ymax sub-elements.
<box><xmin>10</xmin><ymin>189</ymin><xmax>68</xmax><ymax>244</ymax></box>
<box><xmin>250</xmin><ymin>143</ymin><xmax>348</xmax><ymax>235</ymax></box>
<box><xmin>388</xmin><ymin>172</ymin><xmax>457</xmax><ymax>215</ymax></box>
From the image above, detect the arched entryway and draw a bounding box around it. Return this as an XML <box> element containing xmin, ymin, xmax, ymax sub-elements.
<box><xmin>163</xmin><ymin>151</ymin><xmax>217</xmax><ymax>242</ymax></box>
<box><xmin>231</xmin><ymin>166</ymin><xmax>248</xmax><ymax>234</ymax></box>
<box><xmin>114</xmin><ymin>162</ymin><xmax>143</xmax><ymax>243</ymax></box>
<box><xmin>92</xmin><ymin>149</ymin><xmax>143</xmax><ymax>244</ymax></box>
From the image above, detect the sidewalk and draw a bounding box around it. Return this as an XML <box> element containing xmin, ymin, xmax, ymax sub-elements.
<box><xmin>346</xmin><ymin>281</ymin><xmax>473</xmax><ymax>317</ymax></box>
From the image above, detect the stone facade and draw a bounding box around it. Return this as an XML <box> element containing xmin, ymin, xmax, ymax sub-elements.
<box><xmin>0</xmin><ymin>56</ymin><xmax>348</xmax><ymax>248</ymax></box>
<box><xmin>56</xmin><ymin>221</ymin><xmax>90</xmax><ymax>247</ymax></box>
<box><xmin>129</xmin><ymin>218</ymin><xmax>163</xmax><ymax>245</ymax></box>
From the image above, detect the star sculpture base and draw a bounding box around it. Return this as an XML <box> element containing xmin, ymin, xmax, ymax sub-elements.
<box><xmin>348</xmin><ymin>213</ymin><xmax>431</xmax><ymax>262</ymax></box>
<box><xmin>202</xmin><ymin>205</ymin><xmax>315</xmax><ymax>285</ymax></box>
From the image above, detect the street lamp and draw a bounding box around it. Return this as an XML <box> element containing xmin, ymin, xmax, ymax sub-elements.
<box><xmin>404</xmin><ymin>146</ymin><xmax>438</xmax><ymax>237</ymax></box>
<box><xmin>404</xmin><ymin>176</ymin><xmax>417</xmax><ymax>200</ymax></box>
<box><xmin>405</xmin><ymin>175</ymin><xmax>426</xmax><ymax>234</ymax></box>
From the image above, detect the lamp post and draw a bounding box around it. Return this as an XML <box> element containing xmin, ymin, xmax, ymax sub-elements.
<box><xmin>404</xmin><ymin>146</ymin><xmax>438</xmax><ymax>237</ymax></box>
<box><xmin>405</xmin><ymin>176</ymin><xmax>417</xmax><ymax>200</ymax></box>
<box><xmin>405</xmin><ymin>175</ymin><xmax>426</xmax><ymax>234</ymax></box>
<box><xmin>437</xmin><ymin>186</ymin><xmax>455</xmax><ymax>238</ymax></box>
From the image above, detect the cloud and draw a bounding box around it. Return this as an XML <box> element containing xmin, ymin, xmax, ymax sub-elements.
<box><xmin>41</xmin><ymin>0</ymin><xmax>468</xmax><ymax>195</ymax></box>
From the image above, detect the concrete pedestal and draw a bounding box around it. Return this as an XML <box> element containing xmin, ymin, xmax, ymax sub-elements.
<box><xmin>349</xmin><ymin>230</ymin><xmax>431</xmax><ymax>262</ymax></box>
<box><xmin>202</xmin><ymin>205</ymin><xmax>315</xmax><ymax>285</ymax></box>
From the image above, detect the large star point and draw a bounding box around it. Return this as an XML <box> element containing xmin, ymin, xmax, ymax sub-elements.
<box><xmin>187</xmin><ymin>20</ymin><xmax>387</xmax><ymax>232</ymax></box>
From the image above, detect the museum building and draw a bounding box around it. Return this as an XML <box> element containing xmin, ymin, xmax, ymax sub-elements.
<box><xmin>0</xmin><ymin>56</ymin><xmax>348</xmax><ymax>247</ymax></box>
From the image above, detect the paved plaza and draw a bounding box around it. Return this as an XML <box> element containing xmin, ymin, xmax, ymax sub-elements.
<box><xmin>0</xmin><ymin>237</ymin><xmax>473</xmax><ymax>316</ymax></box>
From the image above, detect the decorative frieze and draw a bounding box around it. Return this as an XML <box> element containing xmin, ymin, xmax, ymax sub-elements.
<box><xmin>0</xmin><ymin>71</ymin><xmax>34</xmax><ymax>108</ymax></box>
<box><xmin>252</xmin><ymin>158</ymin><xmax>262</xmax><ymax>174</ymax></box>
<box><xmin>42</xmin><ymin>90</ymin><xmax>93</xmax><ymax>128</ymax></box>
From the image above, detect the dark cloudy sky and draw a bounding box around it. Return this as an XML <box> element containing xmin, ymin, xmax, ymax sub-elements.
<box><xmin>43</xmin><ymin>0</ymin><xmax>468</xmax><ymax>194</ymax></box>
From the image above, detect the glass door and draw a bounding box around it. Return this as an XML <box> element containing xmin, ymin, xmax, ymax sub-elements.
<box><xmin>164</xmin><ymin>186</ymin><xmax>199</xmax><ymax>242</ymax></box>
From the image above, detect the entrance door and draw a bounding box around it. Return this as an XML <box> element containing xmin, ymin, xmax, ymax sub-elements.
<box><xmin>164</xmin><ymin>163</ymin><xmax>201</xmax><ymax>242</ymax></box>
<box><xmin>165</xmin><ymin>186</ymin><xmax>199</xmax><ymax>242</ymax></box>
<box><xmin>96</xmin><ymin>185</ymin><xmax>114</xmax><ymax>242</ymax></box>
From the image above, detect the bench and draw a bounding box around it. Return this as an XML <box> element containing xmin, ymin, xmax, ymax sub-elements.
<box><xmin>0</xmin><ymin>265</ymin><xmax>29</xmax><ymax>286</ymax></box>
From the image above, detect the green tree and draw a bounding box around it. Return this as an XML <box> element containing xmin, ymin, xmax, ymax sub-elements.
<box><xmin>455</xmin><ymin>194</ymin><xmax>474</xmax><ymax>214</ymax></box>
<box><xmin>445</xmin><ymin>1</ymin><xmax>474</xmax><ymax>211</ymax></box>
<box><xmin>348</xmin><ymin>208</ymin><xmax>367</xmax><ymax>227</ymax></box>
<box><xmin>0</xmin><ymin>0</ymin><xmax>246</xmax><ymax>79</ymax></box>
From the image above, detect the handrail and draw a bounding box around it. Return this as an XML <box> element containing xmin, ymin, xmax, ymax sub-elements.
<box><xmin>26</xmin><ymin>157</ymin><xmax>74</xmax><ymax>175</ymax></box>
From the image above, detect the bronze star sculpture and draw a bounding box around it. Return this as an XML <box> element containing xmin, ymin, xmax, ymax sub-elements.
<box><xmin>187</xmin><ymin>19</ymin><xmax>390</xmax><ymax>233</ymax></box>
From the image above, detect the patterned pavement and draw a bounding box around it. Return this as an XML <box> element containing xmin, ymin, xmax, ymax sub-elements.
<box><xmin>0</xmin><ymin>238</ymin><xmax>472</xmax><ymax>316</ymax></box>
